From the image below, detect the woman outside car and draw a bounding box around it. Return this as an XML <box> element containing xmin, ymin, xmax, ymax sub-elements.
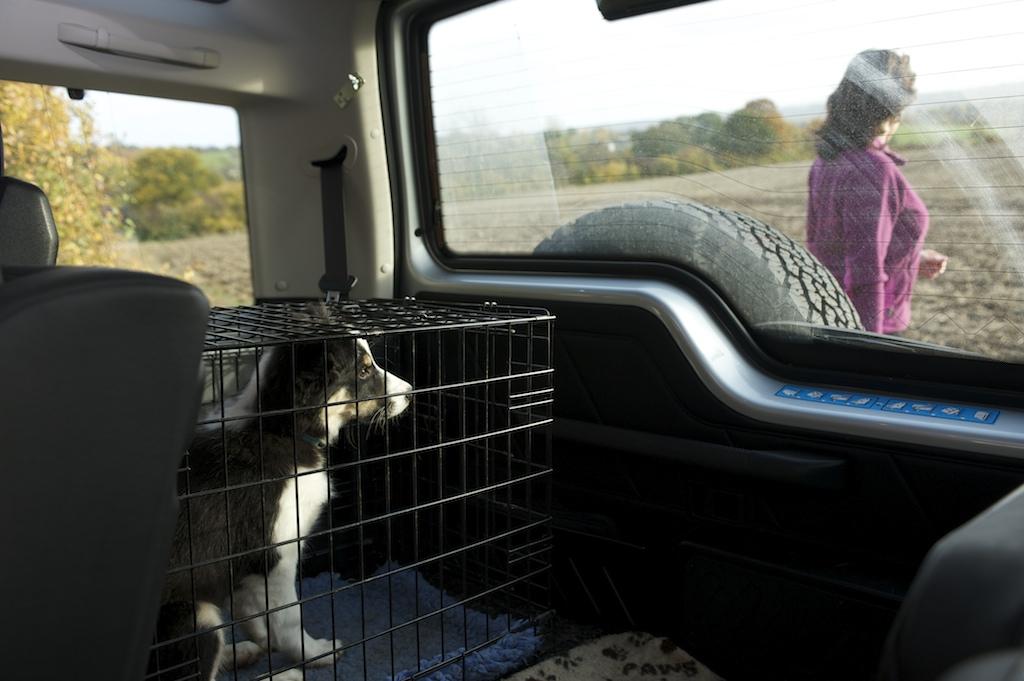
<box><xmin>807</xmin><ymin>49</ymin><xmax>948</xmax><ymax>334</ymax></box>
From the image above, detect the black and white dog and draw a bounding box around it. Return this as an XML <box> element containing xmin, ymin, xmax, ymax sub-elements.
<box><xmin>156</xmin><ymin>314</ymin><xmax>411</xmax><ymax>681</ymax></box>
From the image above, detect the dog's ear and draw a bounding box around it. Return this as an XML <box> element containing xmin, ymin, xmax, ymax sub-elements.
<box><xmin>302</xmin><ymin>301</ymin><xmax>331</xmax><ymax>321</ymax></box>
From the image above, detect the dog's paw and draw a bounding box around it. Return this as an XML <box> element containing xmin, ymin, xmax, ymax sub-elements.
<box><xmin>268</xmin><ymin>668</ymin><xmax>304</xmax><ymax>681</ymax></box>
<box><xmin>302</xmin><ymin>637</ymin><xmax>343</xmax><ymax>667</ymax></box>
<box><xmin>221</xmin><ymin>640</ymin><xmax>264</xmax><ymax>670</ymax></box>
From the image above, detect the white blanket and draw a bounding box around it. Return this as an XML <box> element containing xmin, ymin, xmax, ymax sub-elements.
<box><xmin>504</xmin><ymin>631</ymin><xmax>721</xmax><ymax>681</ymax></box>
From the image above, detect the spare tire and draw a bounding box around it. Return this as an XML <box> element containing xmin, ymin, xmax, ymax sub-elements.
<box><xmin>533</xmin><ymin>200</ymin><xmax>862</xmax><ymax>330</ymax></box>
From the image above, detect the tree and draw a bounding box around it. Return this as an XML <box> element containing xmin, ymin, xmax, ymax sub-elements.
<box><xmin>545</xmin><ymin>127</ymin><xmax>636</xmax><ymax>185</ymax></box>
<box><xmin>716</xmin><ymin>99</ymin><xmax>781</xmax><ymax>160</ymax></box>
<box><xmin>126</xmin><ymin>148</ymin><xmax>244</xmax><ymax>240</ymax></box>
<box><xmin>632</xmin><ymin>118</ymin><xmax>692</xmax><ymax>160</ymax></box>
<box><xmin>129</xmin><ymin>148</ymin><xmax>220</xmax><ymax>205</ymax></box>
<box><xmin>0</xmin><ymin>81</ymin><xmax>128</xmax><ymax>265</ymax></box>
<box><xmin>631</xmin><ymin>113</ymin><xmax>724</xmax><ymax>177</ymax></box>
<box><xmin>691</xmin><ymin>112</ymin><xmax>724</xmax><ymax>148</ymax></box>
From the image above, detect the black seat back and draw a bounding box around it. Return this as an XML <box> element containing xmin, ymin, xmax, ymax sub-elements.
<box><xmin>0</xmin><ymin>266</ymin><xmax>208</xmax><ymax>681</ymax></box>
<box><xmin>881</xmin><ymin>483</ymin><xmax>1024</xmax><ymax>681</ymax></box>
<box><xmin>939</xmin><ymin>650</ymin><xmax>1024</xmax><ymax>681</ymax></box>
<box><xmin>0</xmin><ymin>121</ymin><xmax>59</xmax><ymax>266</ymax></box>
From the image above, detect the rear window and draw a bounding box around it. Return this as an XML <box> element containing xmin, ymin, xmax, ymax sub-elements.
<box><xmin>426</xmin><ymin>0</ymin><xmax>1024</xmax><ymax>364</ymax></box>
<box><xmin>0</xmin><ymin>81</ymin><xmax>251</xmax><ymax>306</ymax></box>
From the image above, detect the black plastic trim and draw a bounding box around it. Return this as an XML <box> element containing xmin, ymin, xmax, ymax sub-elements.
<box><xmin>556</xmin><ymin>418</ymin><xmax>848</xmax><ymax>490</ymax></box>
<box><xmin>598</xmin><ymin>0</ymin><xmax>710</xmax><ymax>21</ymax></box>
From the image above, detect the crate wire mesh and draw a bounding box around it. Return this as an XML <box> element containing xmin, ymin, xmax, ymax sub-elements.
<box><xmin>149</xmin><ymin>300</ymin><xmax>554</xmax><ymax>681</ymax></box>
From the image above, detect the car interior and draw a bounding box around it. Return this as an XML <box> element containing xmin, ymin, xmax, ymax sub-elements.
<box><xmin>3</xmin><ymin>1</ymin><xmax>1024</xmax><ymax>680</ymax></box>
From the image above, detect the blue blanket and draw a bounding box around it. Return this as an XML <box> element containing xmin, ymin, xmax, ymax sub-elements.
<box><xmin>223</xmin><ymin>563</ymin><xmax>542</xmax><ymax>681</ymax></box>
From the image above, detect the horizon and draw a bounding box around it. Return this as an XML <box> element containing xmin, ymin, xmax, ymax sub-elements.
<box><xmin>77</xmin><ymin>81</ymin><xmax>1023</xmax><ymax>150</ymax></box>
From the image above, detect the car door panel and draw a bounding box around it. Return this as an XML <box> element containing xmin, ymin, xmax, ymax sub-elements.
<box><xmin>418</xmin><ymin>288</ymin><xmax>1024</xmax><ymax>680</ymax></box>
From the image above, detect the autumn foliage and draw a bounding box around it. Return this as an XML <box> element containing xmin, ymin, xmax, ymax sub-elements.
<box><xmin>0</xmin><ymin>80</ymin><xmax>246</xmax><ymax>267</ymax></box>
<box><xmin>0</xmin><ymin>80</ymin><xmax>127</xmax><ymax>265</ymax></box>
<box><xmin>126</xmin><ymin>148</ymin><xmax>245</xmax><ymax>241</ymax></box>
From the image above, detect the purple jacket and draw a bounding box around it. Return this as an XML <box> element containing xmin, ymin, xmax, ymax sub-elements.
<box><xmin>806</xmin><ymin>141</ymin><xmax>929</xmax><ymax>333</ymax></box>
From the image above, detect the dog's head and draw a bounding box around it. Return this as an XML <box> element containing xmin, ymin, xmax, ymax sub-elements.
<box><xmin>244</xmin><ymin>304</ymin><xmax>412</xmax><ymax>444</ymax></box>
<box><xmin>315</xmin><ymin>336</ymin><xmax>412</xmax><ymax>441</ymax></box>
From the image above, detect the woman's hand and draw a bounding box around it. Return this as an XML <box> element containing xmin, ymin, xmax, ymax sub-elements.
<box><xmin>919</xmin><ymin>249</ymin><xmax>948</xmax><ymax>280</ymax></box>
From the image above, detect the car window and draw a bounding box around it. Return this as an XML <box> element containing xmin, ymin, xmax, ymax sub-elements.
<box><xmin>0</xmin><ymin>80</ymin><xmax>251</xmax><ymax>307</ymax></box>
<box><xmin>426</xmin><ymin>0</ymin><xmax>1024</xmax><ymax>364</ymax></box>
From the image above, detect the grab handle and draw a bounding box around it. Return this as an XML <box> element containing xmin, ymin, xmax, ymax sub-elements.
<box><xmin>58</xmin><ymin>23</ymin><xmax>220</xmax><ymax>69</ymax></box>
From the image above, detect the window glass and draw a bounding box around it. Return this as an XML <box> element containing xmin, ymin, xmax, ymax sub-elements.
<box><xmin>428</xmin><ymin>0</ymin><xmax>1024</xmax><ymax>363</ymax></box>
<box><xmin>0</xmin><ymin>81</ymin><xmax>251</xmax><ymax>307</ymax></box>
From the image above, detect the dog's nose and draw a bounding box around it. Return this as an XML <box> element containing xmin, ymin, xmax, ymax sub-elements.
<box><xmin>383</xmin><ymin>373</ymin><xmax>412</xmax><ymax>418</ymax></box>
<box><xmin>384</xmin><ymin>373</ymin><xmax>412</xmax><ymax>396</ymax></box>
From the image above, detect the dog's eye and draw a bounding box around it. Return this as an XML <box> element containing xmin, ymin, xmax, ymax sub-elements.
<box><xmin>358</xmin><ymin>365</ymin><xmax>373</xmax><ymax>379</ymax></box>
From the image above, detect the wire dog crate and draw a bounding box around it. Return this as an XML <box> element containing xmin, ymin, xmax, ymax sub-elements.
<box><xmin>148</xmin><ymin>299</ymin><xmax>554</xmax><ymax>681</ymax></box>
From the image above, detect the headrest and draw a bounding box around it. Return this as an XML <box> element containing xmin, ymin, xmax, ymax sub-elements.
<box><xmin>880</xmin><ymin>484</ymin><xmax>1024</xmax><ymax>681</ymax></box>
<box><xmin>0</xmin><ymin>119</ymin><xmax>59</xmax><ymax>266</ymax></box>
<box><xmin>0</xmin><ymin>178</ymin><xmax>59</xmax><ymax>266</ymax></box>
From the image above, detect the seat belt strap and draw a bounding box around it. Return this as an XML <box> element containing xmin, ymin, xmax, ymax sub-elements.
<box><xmin>312</xmin><ymin>146</ymin><xmax>356</xmax><ymax>301</ymax></box>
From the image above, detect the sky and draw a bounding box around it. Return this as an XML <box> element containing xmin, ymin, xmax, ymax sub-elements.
<box><xmin>428</xmin><ymin>0</ymin><xmax>1024</xmax><ymax>135</ymax></box>
<box><xmin>81</xmin><ymin>87</ymin><xmax>239</xmax><ymax>148</ymax></box>
<box><xmin>81</xmin><ymin>0</ymin><xmax>1024</xmax><ymax>146</ymax></box>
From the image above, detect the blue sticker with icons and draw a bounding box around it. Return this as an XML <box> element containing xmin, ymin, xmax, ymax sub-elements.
<box><xmin>775</xmin><ymin>385</ymin><xmax>999</xmax><ymax>425</ymax></box>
